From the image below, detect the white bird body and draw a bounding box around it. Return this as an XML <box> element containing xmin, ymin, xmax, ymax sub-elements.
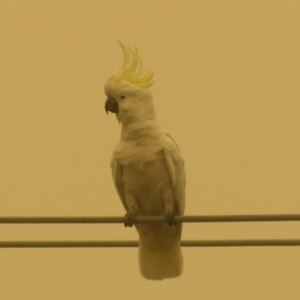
<box><xmin>105</xmin><ymin>43</ymin><xmax>186</xmax><ymax>280</ymax></box>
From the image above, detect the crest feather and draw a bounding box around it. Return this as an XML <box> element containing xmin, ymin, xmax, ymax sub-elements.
<box><xmin>118</xmin><ymin>42</ymin><xmax>154</xmax><ymax>88</ymax></box>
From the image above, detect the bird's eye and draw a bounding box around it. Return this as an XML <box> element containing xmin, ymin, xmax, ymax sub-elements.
<box><xmin>121</xmin><ymin>95</ymin><xmax>125</xmax><ymax>99</ymax></box>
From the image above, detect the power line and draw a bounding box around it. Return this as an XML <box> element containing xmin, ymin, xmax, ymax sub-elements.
<box><xmin>1</xmin><ymin>214</ymin><xmax>300</xmax><ymax>224</ymax></box>
<box><xmin>0</xmin><ymin>240</ymin><xmax>300</xmax><ymax>248</ymax></box>
<box><xmin>1</xmin><ymin>214</ymin><xmax>299</xmax><ymax>248</ymax></box>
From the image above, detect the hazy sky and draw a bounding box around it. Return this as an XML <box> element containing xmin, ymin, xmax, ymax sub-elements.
<box><xmin>1</xmin><ymin>1</ymin><xmax>300</xmax><ymax>299</ymax></box>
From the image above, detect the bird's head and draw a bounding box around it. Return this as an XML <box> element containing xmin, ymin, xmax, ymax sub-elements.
<box><xmin>104</xmin><ymin>42</ymin><xmax>155</xmax><ymax>125</ymax></box>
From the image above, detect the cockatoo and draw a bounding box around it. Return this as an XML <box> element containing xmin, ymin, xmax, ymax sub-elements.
<box><xmin>104</xmin><ymin>42</ymin><xmax>186</xmax><ymax>280</ymax></box>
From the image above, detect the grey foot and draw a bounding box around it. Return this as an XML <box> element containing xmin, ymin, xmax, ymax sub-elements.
<box><xmin>165</xmin><ymin>212</ymin><xmax>177</xmax><ymax>226</ymax></box>
<box><xmin>124</xmin><ymin>211</ymin><xmax>136</xmax><ymax>227</ymax></box>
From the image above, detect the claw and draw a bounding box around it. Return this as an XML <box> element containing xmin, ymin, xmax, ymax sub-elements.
<box><xmin>124</xmin><ymin>211</ymin><xmax>136</xmax><ymax>227</ymax></box>
<box><xmin>165</xmin><ymin>211</ymin><xmax>177</xmax><ymax>226</ymax></box>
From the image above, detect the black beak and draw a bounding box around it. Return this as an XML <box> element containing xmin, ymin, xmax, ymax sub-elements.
<box><xmin>105</xmin><ymin>98</ymin><xmax>119</xmax><ymax>114</ymax></box>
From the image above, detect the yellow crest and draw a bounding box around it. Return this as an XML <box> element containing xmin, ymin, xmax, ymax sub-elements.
<box><xmin>118</xmin><ymin>42</ymin><xmax>154</xmax><ymax>88</ymax></box>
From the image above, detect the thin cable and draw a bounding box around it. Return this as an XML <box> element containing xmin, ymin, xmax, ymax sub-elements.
<box><xmin>0</xmin><ymin>240</ymin><xmax>300</xmax><ymax>248</ymax></box>
<box><xmin>1</xmin><ymin>214</ymin><xmax>300</xmax><ymax>224</ymax></box>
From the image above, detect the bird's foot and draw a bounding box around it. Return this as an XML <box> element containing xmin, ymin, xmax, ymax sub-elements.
<box><xmin>165</xmin><ymin>211</ymin><xmax>177</xmax><ymax>226</ymax></box>
<box><xmin>124</xmin><ymin>211</ymin><xmax>137</xmax><ymax>227</ymax></box>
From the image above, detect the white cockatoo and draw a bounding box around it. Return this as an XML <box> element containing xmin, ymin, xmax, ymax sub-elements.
<box><xmin>104</xmin><ymin>42</ymin><xmax>186</xmax><ymax>280</ymax></box>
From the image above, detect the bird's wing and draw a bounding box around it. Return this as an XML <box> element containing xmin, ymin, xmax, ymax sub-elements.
<box><xmin>162</xmin><ymin>133</ymin><xmax>186</xmax><ymax>215</ymax></box>
<box><xmin>110</xmin><ymin>154</ymin><xmax>128</xmax><ymax>211</ymax></box>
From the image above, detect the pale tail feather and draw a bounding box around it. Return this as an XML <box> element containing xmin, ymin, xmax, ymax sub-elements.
<box><xmin>137</xmin><ymin>224</ymin><xmax>183</xmax><ymax>280</ymax></box>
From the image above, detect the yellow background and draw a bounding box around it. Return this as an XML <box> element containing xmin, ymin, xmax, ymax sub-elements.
<box><xmin>1</xmin><ymin>1</ymin><xmax>300</xmax><ymax>299</ymax></box>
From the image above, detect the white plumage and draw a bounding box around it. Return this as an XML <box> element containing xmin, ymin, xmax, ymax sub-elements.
<box><xmin>105</xmin><ymin>43</ymin><xmax>186</xmax><ymax>280</ymax></box>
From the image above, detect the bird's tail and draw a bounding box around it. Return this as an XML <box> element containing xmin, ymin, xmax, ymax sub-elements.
<box><xmin>137</xmin><ymin>223</ymin><xmax>183</xmax><ymax>280</ymax></box>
